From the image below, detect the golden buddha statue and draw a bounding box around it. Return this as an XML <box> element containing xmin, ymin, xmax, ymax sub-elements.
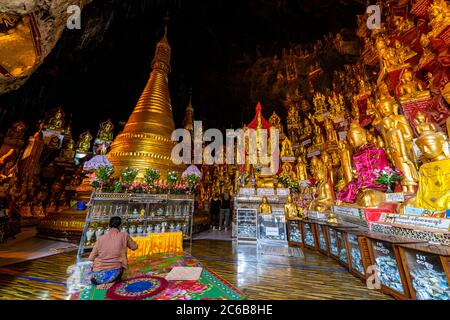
<box><xmin>97</xmin><ymin>120</ymin><xmax>114</xmax><ymax>142</ymax></box>
<box><xmin>76</xmin><ymin>131</ymin><xmax>93</xmax><ymax>153</ymax></box>
<box><xmin>382</xmin><ymin>117</ymin><xmax>418</xmax><ymax>193</ymax></box>
<box><xmin>48</xmin><ymin>136</ymin><xmax>61</xmax><ymax>149</ymax></box>
<box><xmin>295</xmin><ymin>156</ymin><xmax>308</xmax><ymax>181</ymax></box>
<box><xmin>311</xmin><ymin>119</ymin><xmax>325</xmax><ymax>146</ymax></box>
<box><xmin>287</xmin><ymin>105</ymin><xmax>300</xmax><ymax>127</ymax></box>
<box><xmin>328</xmin><ymin>92</ymin><xmax>346</xmax><ymax>119</ymax></box>
<box><xmin>398</xmin><ymin>69</ymin><xmax>430</xmax><ymax>102</ymax></box>
<box><xmin>281</xmin><ymin>162</ymin><xmax>296</xmax><ymax>181</ymax></box>
<box><xmin>269</xmin><ymin>112</ymin><xmax>284</xmax><ymax>135</ymax></box>
<box><xmin>46</xmin><ymin>108</ymin><xmax>65</xmax><ymax>131</ymax></box>
<box><xmin>284</xmin><ymin>194</ymin><xmax>299</xmax><ymax>220</ymax></box>
<box><xmin>414</xmin><ymin>112</ymin><xmax>438</xmax><ymax>136</ymax></box>
<box><xmin>378</xmin><ymin>96</ymin><xmax>417</xmax><ymax>165</ymax></box>
<box><xmin>324</xmin><ymin>118</ymin><xmax>338</xmax><ymax>144</ymax></box>
<box><xmin>418</xmin><ymin>34</ymin><xmax>436</xmax><ymax>69</ymax></box>
<box><xmin>393</xmin><ymin>40</ymin><xmax>417</xmax><ymax>65</ymax></box>
<box><xmin>313</xmin><ymin>92</ymin><xmax>328</xmax><ymax>116</ymax></box>
<box><xmin>309</xmin><ymin>158</ymin><xmax>335</xmax><ymax>213</ymax></box>
<box><xmin>302</xmin><ymin>117</ymin><xmax>313</xmax><ymax>137</ymax></box>
<box><xmin>337</xmin><ymin>140</ymin><xmax>353</xmax><ymax>186</ymax></box>
<box><xmin>281</xmin><ymin>138</ymin><xmax>294</xmax><ymax>158</ymax></box>
<box><xmin>427</xmin><ymin>0</ymin><xmax>450</xmax><ymax>39</ymax></box>
<box><xmin>259</xmin><ymin>196</ymin><xmax>272</xmax><ymax>214</ymax></box>
<box><xmin>402</xmin><ymin>131</ymin><xmax>450</xmax><ymax>212</ymax></box>
<box><xmin>320</xmin><ymin>151</ymin><xmax>335</xmax><ymax>186</ymax></box>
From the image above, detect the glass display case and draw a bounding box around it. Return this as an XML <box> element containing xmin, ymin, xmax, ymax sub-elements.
<box><xmin>366</xmin><ymin>233</ymin><xmax>425</xmax><ymax>299</ymax></box>
<box><xmin>287</xmin><ymin>219</ymin><xmax>302</xmax><ymax>246</ymax></box>
<box><xmin>315</xmin><ymin>223</ymin><xmax>329</xmax><ymax>254</ymax></box>
<box><xmin>236</xmin><ymin>208</ymin><xmax>258</xmax><ymax>241</ymax></box>
<box><xmin>347</xmin><ymin>233</ymin><xmax>365</xmax><ymax>277</ymax></box>
<box><xmin>257</xmin><ymin>211</ymin><xmax>286</xmax><ymax>243</ymax></box>
<box><xmin>301</xmin><ymin>221</ymin><xmax>316</xmax><ymax>250</ymax></box>
<box><xmin>328</xmin><ymin>226</ymin><xmax>339</xmax><ymax>259</ymax></box>
<box><xmin>336</xmin><ymin>230</ymin><xmax>349</xmax><ymax>266</ymax></box>
<box><xmin>398</xmin><ymin>243</ymin><xmax>450</xmax><ymax>300</ymax></box>
<box><xmin>77</xmin><ymin>192</ymin><xmax>194</xmax><ymax>258</ymax></box>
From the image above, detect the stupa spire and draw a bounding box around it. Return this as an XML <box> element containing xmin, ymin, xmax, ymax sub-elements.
<box><xmin>107</xmin><ymin>22</ymin><xmax>181</xmax><ymax>176</ymax></box>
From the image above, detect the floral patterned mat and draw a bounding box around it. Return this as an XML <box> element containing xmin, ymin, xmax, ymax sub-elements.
<box><xmin>68</xmin><ymin>253</ymin><xmax>245</xmax><ymax>300</ymax></box>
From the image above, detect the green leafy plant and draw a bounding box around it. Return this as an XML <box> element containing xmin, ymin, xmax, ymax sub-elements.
<box><xmin>144</xmin><ymin>168</ymin><xmax>160</xmax><ymax>187</ymax></box>
<box><xmin>119</xmin><ymin>167</ymin><xmax>139</xmax><ymax>190</ymax></box>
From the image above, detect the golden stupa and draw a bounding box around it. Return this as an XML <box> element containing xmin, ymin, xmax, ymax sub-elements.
<box><xmin>107</xmin><ymin>26</ymin><xmax>182</xmax><ymax>177</ymax></box>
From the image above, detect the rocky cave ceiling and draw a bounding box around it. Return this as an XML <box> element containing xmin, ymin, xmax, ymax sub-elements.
<box><xmin>0</xmin><ymin>0</ymin><xmax>365</xmax><ymax>136</ymax></box>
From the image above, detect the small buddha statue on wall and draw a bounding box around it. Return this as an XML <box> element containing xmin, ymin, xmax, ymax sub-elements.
<box><xmin>76</xmin><ymin>131</ymin><xmax>93</xmax><ymax>153</ymax></box>
<box><xmin>46</xmin><ymin>108</ymin><xmax>65</xmax><ymax>131</ymax></box>
<box><xmin>97</xmin><ymin>120</ymin><xmax>114</xmax><ymax>142</ymax></box>
<box><xmin>295</xmin><ymin>156</ymin><xmax>308</xmax><ymax>181</ymax></box>
<box><xmin>280</xmin><ymin>138</ymin><xmax>294</xmax><ymax>158</ymax></box>
<box><xmin>284</xmin><ymin>195</ymin><xmax>300</xmax><ymax>220</ymax></box>
<box><xmin>397</xmin><ymin>69</ymin><xmax>430</xmax><ymax>102</ymax></box>
<box><xmin>309</xmin><ymin>157</ymin><xmax>335</xmax><ymax>213</ymax></box>
<box><xmin>259</xmin><ymin>196</ymin><xmax>272</xmax><ymax>214</ymax></box>
<box><xmin>414</xmin><ymin>112</ymin><xmax>439</xmax><ymax>136</ymax></box>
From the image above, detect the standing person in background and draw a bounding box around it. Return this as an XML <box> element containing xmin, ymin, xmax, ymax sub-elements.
<box><xmin>210</xmin><ymin>192</ymin><xmax>221</xmax><ymax>230</ymax></box>
<box><xmin>219</xmin><ymin>191</ymin><xmax>231</xmax><ymax>231</ymax></box>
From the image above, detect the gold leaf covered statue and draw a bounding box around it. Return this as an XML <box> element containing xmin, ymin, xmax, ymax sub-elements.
<box><xmin>269</xmin><ymin>112</ymin><xmax>284</xmax><ymax>135</ymax></box>
<box><xmin>382</xmin><ymin>117</ymin><xmax>418</xmax><ymax>193</ymax></box>
<box><xmin>309</xmin><ymin>157</ymin><xmax>335</xmax><ymax>212</ymax></box>
<box><xmin>259</xmin><ymin>196</ymin><xmax>272</xmax><ymax>214</ymax></box>
<box><xmin>97</xmin><ymin>120</ymin><xmax>114</xmax><ymax>142</ymax></box>
<box><xmin>281</xmin><ymin>162</ymin><xmax>296</xmax><ymax>180</ymax></box>
<box><xmin>295</xmin><ymin>156</ymin><xmax>308</xmax><ymax>181</ymax></box>
<box><xmin>76</xmin><ymin>131</ymin><xmax>93</xmax><ymax>153</ymax></box>
<box><xmin>402</xmin><ymin>131</ymin><xmax>450</xmax><ymax>212</ymax></box>
<box><xmin>284</xmin><ymin>194</ymin><xmax>300</xmax><ymax>220</ymax></box>
<box><xmin>46</xmin><ymin>108</ymin><xmax>65</xmax><ymax>131</ymax></box>
<box><xmin>397</xmin><ymin>69</ymin><xmax>430</xmax><ymax>102</ymax></box>
<box><xmin>324</xmin><ymin>118</ymin><xmax>338</xmax><ymax>144</ymax></box>
<box><xmin>280</xmin><ymin>137</ymin><xmax>294</xmax><ymax>158</ymax></box>
<box><xmin>427</xmin><ymin>0</ymin><xmax>450</xmax><ymax>39</ymax></box>
<box><xmin>414</xmin><ymin>112</ymin><xmax>438</xmax><ymax>136</ymax></box>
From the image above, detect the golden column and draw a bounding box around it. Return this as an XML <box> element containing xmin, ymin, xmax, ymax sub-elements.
<box><xmin>107</xmin><ymin>26</ymin><xmax>182</xmax><ymax>177</ymax></box>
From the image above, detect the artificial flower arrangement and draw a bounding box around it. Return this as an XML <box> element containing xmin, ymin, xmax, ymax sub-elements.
<box><xmin>88</xmin><ymin>164</ymin><xmax>202</xmax><ymax>195</ymax></box>
<box><xmin>182</xmin><ymin>165</ymin><xmax>202</xmax><ymax>193</ymax></box>
<box><xmin>374</xmin><ymin>166</ymin><xmax>403</xmax><ymax>193</ymax></box>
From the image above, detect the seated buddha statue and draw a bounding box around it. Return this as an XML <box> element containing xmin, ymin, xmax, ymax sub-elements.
<box><xmin>309</xmin><ymin>158</ymin><xmax>335</xmax><ymax>213</ymax></box>
<box><xmin>397</xmin><ymin>69</ymin><xmax>430</xmax><ymax>102</ymax></box>
<box><xmin>76</xmin><ymin>131</ymin><xmax>93</xmax><ymax>153</ymax></box>
<box><xmin>281</xmin><ymin>162</ymin><xmax>296</xmax><ymax>181</ymax></box>
<box><xmin>259</xmin><ymin>196</ymin><xmax>272</xmax><ymax>214</ymax></box>
<box><xmin>324</xmin><ymin>118</ymin><xmax>338</xmax><ymax>144</ymax></box>
<box><xmin>414</xmin><ymin>112</ymin><xmax>439</xmax><ymax>136</ymax></box>
<box><xmin>97</xmin><ymin>120</ymin><xmax>114</xmax><ymax>142</ymax></box>
<box><xmin>336</xmin><ymin>121</ymin><xmax>389</xmax><ymax>205</ymax></box>
<box><xmin>46</xmin><ymin>108</ymin><xmax>65</xmax><ymax>131</ymax></box>
<box><xmin>303</xmin><ymin>118</ymin><xmax>312</xmax><ymax>137</ymax></box>
<box><xmin>427</xmin><ymin>0</ymin><xmax>450</xmax><ymax>39</ymax></box>
<box><xmin>281</xmin><ymin>138</ymin><xmax>294</xmax><ymax>158</ymax></box>
<box><xmin>284</xmin><ymin>195</ymin><xmax>300</xmax><ymax>220</ymax></box>
<box><xmin>400</xmin><ymin>131</ymin><xmax>450</xmax><ymax>212</ymax></box>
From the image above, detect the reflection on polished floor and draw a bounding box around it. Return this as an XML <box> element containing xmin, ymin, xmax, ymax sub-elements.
<box><xmin>0</xmin><ymin>239</ymin><xmax>391</xmax><ymax>300</ymax></box>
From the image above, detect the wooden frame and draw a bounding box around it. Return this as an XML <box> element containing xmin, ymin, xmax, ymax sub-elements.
<box><xmin>365</xmin><ymin>233</ymin><xmax>426</xmax><ymax>300</ymax></box>
<box><xmin>286</xmin><ymin>219</ymin><xmax>303</xmax><ymax>248</ymax></box>
<box><xmin>397</xmin><ymin>243</ymin><xmax>450</xmax><ymax>300</ymax></box>
<box><xmin>312</xmin><ymin>221</ymin><xmax>330</xmax><ymax>255</ymax></box>
<box><xmin>342</xmin><ymin>229</ymin><xmax>372</xmax><ymax>281</ymax></box>
<box><xmin>301</xmin><ymin>220</ymin><xmax>319</xmax><ymax>251</ymax></box>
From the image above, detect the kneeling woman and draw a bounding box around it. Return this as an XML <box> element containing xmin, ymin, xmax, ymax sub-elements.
<box><xmin>89</xmin><ymin>216</ymin><xmax>138</xmax><ymax>289</ymax></box>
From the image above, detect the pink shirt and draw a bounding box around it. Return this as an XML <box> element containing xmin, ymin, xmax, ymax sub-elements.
<box><xmin>88</xmin><ymin>228</ymin><xmax>138</xmax><ymax>272</ymax></box>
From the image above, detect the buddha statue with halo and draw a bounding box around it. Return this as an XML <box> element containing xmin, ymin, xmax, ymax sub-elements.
<box><xmin>46</xmin><ymin>108</ymin><xmax>65</xmax><ymax>131</ymax></box>
<box><xmin>76</xmin><ymin>131</ymin><xmax>93</xmax><ymax>153</ymax></box>
<box><xmin>414</xmin><ymin>112</ymin><xmax>439</xmax><ymax>136</ymax></box>
<box><xmin>281</xmin><ymin>138</ymin><xmax>294</xmax><ymax>158</ymax></box>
